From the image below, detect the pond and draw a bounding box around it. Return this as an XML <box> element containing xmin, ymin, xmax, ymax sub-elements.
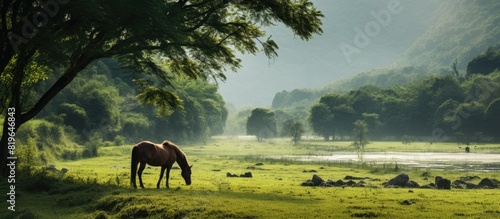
<box><xmin>272</xmin><ymin>152</ymin><xmax>500</xmax><ymax>172</ymax></box>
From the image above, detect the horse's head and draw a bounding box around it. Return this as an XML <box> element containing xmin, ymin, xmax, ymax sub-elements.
<box><xmin>181</xmin><ymin>165</ymin><xmax>192</xmax><ymax>185</ymax></box>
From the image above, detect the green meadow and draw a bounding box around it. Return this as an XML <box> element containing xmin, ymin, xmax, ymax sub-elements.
<box><xmin>2</xmin><ymin>138</ymin><xmax>500</xmax><ymax>219</ymax></box>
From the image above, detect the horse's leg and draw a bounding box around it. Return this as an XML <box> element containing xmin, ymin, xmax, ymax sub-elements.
<box><xmin>165</xmin><ymin>164</ymin><xmax>173</xmax><ymax>188</ymax></box>
<box><xmin>138</xmin><ymin>162</ymin><xmax>147</xmax><ymax>188</ymax></box>
<box><xmin>157</xmin><ymin>166</ymin><xmax>166</xmax><ymax>189</ymax></box>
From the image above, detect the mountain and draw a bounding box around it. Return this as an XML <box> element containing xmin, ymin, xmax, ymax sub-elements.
<box><xmin>270</xmin><ymin>0</ymin><xmax>500</xmax><ymax>110</ymax></box>
<box><xmin>218</xmin><ymin>0</ymin><xmax>439</xmax><ymax>108</ymax></box>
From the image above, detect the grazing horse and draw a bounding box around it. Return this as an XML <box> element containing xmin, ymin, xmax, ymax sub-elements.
<box><xmin>130</xmin><ymin>140</ymin><xmax>192</xmax><ymax>188</ymax></box>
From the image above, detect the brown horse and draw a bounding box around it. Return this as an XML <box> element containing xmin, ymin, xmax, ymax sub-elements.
<box><xmin>130</xmin><ymin>140</ymin><xmax>192</xmax><ymax>188</ymax></box>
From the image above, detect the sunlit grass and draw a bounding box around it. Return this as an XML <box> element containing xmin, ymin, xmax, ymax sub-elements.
<box><xmin>2</xmin><ymin>138</ymin><xmax>499</xmax><ymax>218</ymax></box>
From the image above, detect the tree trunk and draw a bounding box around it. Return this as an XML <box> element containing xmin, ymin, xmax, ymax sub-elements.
<box><xmin>0</xmin><ymin>51</ymin><xmax>97</xmax><ymax>176</ymax></box>
<box><xmin>0</xmin><ymin>116</ymin><xmax>15</xmax><ymax>176</ymax></box>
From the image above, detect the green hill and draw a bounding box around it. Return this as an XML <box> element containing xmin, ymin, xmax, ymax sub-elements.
<box><xmin>272</xmin><ymin>0</ymin><xmax>500</xmax><ymax>110</ymax></box>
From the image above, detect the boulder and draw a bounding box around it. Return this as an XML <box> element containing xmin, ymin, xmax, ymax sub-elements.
<box><xmin>334</xmin><ymin>179</ymin><xmax>345</xmax><ymax>187</ymax></box>
<box><xmin>477</xmin><ymin>178</ymin><xmax>498</xmax><ymax>188</ymax></box>
<box><xmin>406</xmin><ymin>180</ymin><xmax>420</xmax><ymax>188</ymax></box>
<box><xmin>460</xmin><ymin>176</ymin><xmax>480</xmax><ymax>181</ymax></box>
<box><xmin>386</xmin><ymin>173</ymin><xmax>410</xmax><ymax>187</ymax></box>
<box><xmin>226</xmin><ymin>172</ymin><xmax>238</xmax><ymax>177</ymax></box>
<box><xmin>324</xmin><ymin>180</ymin><xmax>335</xmax><ymax>186</ymax></box>
<box><xmin>452</xmin><ymin>180</ymin><xmax>476</xmax><ymax>189</ymax></box>
<box><xmin>240</xmin><ymin>172</ymin><xmax>253</xmax><ymax>178</ymax></box>
<box><xmin>301</xmin><ymin>180</ymin><xmax>315</xmax><ymax>186</ymax></box>
<box><xmin>435</xmin><ymin>176</ymin><xmax>443</xmax><ymax>185</ymax></box>
<box><xmin>311</xmin><ymin>174</ymin><xmax>324</xmax><ymax>186</ymax></box>
<box><xmin>436</xmin><ymin>177</ymin><xmax>451</xmax><ymax>190</ymax></box>
<box><xmin>346</xmin><ymin>180</ymin><xmax>356</xmax><ymax>187</ymax></box>
<box><xmin>344</xmin><ymin>175</ymin><xmax>371</xmax><ymax>180</ymax></box>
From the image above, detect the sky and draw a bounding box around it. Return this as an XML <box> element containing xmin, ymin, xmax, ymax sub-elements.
<box><xmin>217</xmin><ymin>0</ymin><xmax>438</xmax><ymax>108</ymax></box>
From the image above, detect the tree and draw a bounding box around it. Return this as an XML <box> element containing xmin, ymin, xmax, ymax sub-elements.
<box><xmin>466</xmin><ymin>46</ymin><xmax>500</xmax><ymax>77</ymax></box>
<box><xmin>352</xmin><ymin>120</ymin><xmax>368</xmax><ymax>163</ymax></box>
<box><xmin>246</xmin><ymin>108</ymin><xmax>277</xmax><ymax>141</ymax></box>
<box><xmin>282</xmin><ymin>119</ymin><xmax>305</xmax><ymax>145</ymax></box>
<box><xmin>361</xmin><ymin>113</ymin><xmax>382</xmax><ymax>139</ymax></box>
<box><xmin>320</xmin><ymin>94</ymin><xmax>355</xmax><ymax>138</ymax></box>
<box><xmin>352</xmin><ymin>120</ymin><xmax>368</xmax><ymax>151</ymax></box>
<box><xmin>485</xmin><ymin>98</ymin><xmax>500</xmax><ymax>138</ymax></box>
<box><xmin>159</xmin><ymin>78</ymin><xmax>228</xmax><ymax>143</ymax></box>
<box><xmin>0</xmin><ymin>0</ymin><xmax>323</xmax><ymax>175</ymax></box>
<box><xmin>308</xmin><ymin>103</ymin><xmax>334</xmax><ymax>141</ymax></box>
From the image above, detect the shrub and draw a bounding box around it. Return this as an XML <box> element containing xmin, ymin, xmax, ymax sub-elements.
<box><xmin>83</xmin><ymin>132</ymin><xmax>102</xmax><ymax>157</ymax></box>
<box><xmin>113</xmin><ymin>135</ymin><xmax>126</xmax><ymax>146</ymax></box>
<box><xmin>17</xmin><ymin>137</ymin><xmax>42</xmax><ymax>174</ymax></box>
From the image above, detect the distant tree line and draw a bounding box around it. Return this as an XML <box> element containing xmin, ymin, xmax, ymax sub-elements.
<box><xmin>309</xmin><ymin>48</ymin><xmax>500</xmax><ymax>143</ymax></box>
<box><xmin>248</xmin><ymin>48</ymin><xmax>500</xmax><ymax>144</ymax></box>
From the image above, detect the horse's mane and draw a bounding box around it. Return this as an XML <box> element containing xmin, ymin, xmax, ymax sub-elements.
<box><xmin>162</xmin><ymin>140</ymin><xmax>190</xmax><ymax>167</ymax></box>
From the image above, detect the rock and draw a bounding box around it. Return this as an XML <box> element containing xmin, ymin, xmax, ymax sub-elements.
<box><xmin>436</xmin><ymin>177</ymin><xmax>451</xmax><ymax>190</ymax></box>
<box><xmin>400</xmin><ymin>200</ymin><xmax>413</xmax><ymax>205</ymax></box>
<box><xmin>477</xmin><ymin>178</ymin><xmax>498</xmax><ymax>188</ymax></box>
<box><xmin>452</xmin><ymin>180</ymin><xmax>476</xmax><ymax>189</ymax></box>
<box><xmin>240</xmin><ymin>172</ymin><xmax>253</xmax><ymax>178</ymax></box>
<box><xmin>301</xmin><ymin>181</ymin><xmax>315</xmax><ymax>186</ymax></box>
<box><xmin>311</xmin><ymin>174</ymin><xmax>324</xmax><ymax>186</ymax></box>
<box><xmin>344</xmin><ymin>175</ymin><xmax>371</xmax><ymax>180</ymax></box>
<box><xmin>421</xmin><ymin>172</ymin><xmax>431</xmax><ymax>177</ymax></box>
<box><xmin>465</xmin><ymin>182</ymin><xmax>477</xmax><ymax>189</ymax></box>
<box><xmin>406</xmin><ymin>180</ymin><xmax>420</xmax><ymax>188</ymax></box>
<box><xmin>346</xmin><ymin>180</ymin><xmax>356</xmax><ymax>187</ymax></box>
<box><xmin>386</xmin><ymin>173</ymin><xmax>410</xmax><ymax>187</ymax></box>
<box><xmin>334</xmin><ymin>179</ymin><xmax>345</xmax><ymax>187</ymax></box>
<box><xmin>420</xmin><ymin>184</ymin><xmax>435</xmax><ymax>189</ymax></box>
<box><xmin>324</xmin><ymin>180</ymin><xmax>335</xmax><ymax>186</ymax></box>
<box><xmin>435</xmin><ymin>176</ymin><xmax>443</xmax><ymax>185</ymax></box>
<box><xmin>460</xmin><ymin>176</ymin><xmax>480</xmax><ymax>181</ymax></box>
<box><xmin>226</xmin><ymin>172</ymin><xmax>238</xmax><ymax>177</ymax></box>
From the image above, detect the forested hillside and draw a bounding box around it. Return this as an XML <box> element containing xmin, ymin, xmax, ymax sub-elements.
<box><xmin>395</xmin><ymin>0</ymin><xmax>500</xmax><ymax>70</ymax></box>
<box><xmin>272</xmin><ymin>0</ymin><xmax>500</xmax><ymax>110</ymax></box>
<box><xmin>309</xmin><ymin>67</ymin><xmax>500</xmax><ymax>142</ymax></box>
<box><xmin>11</xmin><ymin>59</ymin><xmax>227</xmax><ymax>160</ymax></box>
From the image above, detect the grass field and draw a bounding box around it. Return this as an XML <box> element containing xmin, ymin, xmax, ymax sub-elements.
<box><xmin>2</xmin><ymin>138</ymin><xmax>500</xmax><ymax>218</ymax></box>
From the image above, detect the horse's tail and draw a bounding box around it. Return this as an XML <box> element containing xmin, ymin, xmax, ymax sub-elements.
<box><xmin>130</xmin><ymin>146</ymin><xmax>139</xmax><ymax>188</ymax></box>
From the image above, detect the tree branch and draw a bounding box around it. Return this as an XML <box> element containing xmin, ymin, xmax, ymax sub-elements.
<box><xmin>19</xmin><ymin>51</ymin><xmax>99</xmax><ymax>125</ymax></box>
